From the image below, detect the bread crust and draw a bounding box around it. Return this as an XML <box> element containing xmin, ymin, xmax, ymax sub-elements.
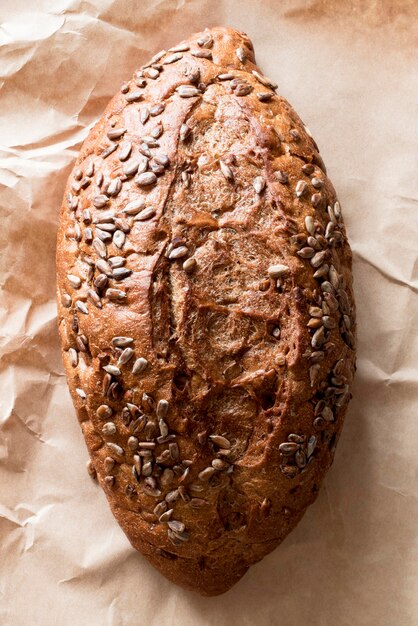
<box><xmin>56</xmin><ymin>26</ymin><xmax>356</xmax><ymax>596</ymax></box>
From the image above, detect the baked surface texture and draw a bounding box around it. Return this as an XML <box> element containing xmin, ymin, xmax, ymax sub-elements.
<box><xmin>56</xmin><ymin>26</ymin><xmax>356</xmax><ymax>596</ymax></box>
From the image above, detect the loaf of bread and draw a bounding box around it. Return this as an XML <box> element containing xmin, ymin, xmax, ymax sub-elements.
<box><xmin>56</xmin><ymin>26</ymin><xmax>356</xmax><ymax>596</ymax></box>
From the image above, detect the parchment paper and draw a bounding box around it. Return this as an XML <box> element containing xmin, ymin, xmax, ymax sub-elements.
<box><xmin>1</xmin><ymin>1</ymin><xmax>418</xmax><ymax>624</ymax></box>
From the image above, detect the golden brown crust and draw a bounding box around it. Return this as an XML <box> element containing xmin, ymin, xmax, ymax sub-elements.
<box><xmin>56</xmin><ymin>26</ymin><xmax>356</xmax><ymax>596</ymax></box>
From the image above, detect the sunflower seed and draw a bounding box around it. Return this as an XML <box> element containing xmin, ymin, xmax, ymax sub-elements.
<box><xmin>268</xmin><ymin>264</ymin><xmax>289</xmax><ymax>278</ymax></box>
<box><xmin>168</xmin><ymin>246</ymin><xmax>188</xmax><ymax>260</ymax></box>
<box><xmin>165</xmin><ymin>489</ymin><xmax>179</xmax><ymax>504</ymax></box>
<box><xmin>112</xmin><ymin>230</ymin><xmax>124</xmax><ymax>249</ymax></box>
<box><xmin>197</xmin><ymin>33</ymin><xmax>213</xmax><ymax>47</ymax></box>
<box><xmin>302</xmin><ymin>164</ymin><xmax>315</xmax><ymax>175</ymax></box>
<box><xmin>75</xmin><ymin>335</ymin><xmax>87</xmax><ymax>352</ymax></box>
<box><xmin>252</xmin><ymin>70</ymin><xmax>277</xmax><ymax>89</ymax></box>
<box><xmin>97</xmin><ymin>222</ymin><xmax>116</xmax><ymax>233</ymax></box>
<box><xmin>308</xmin><ymin>318</ymin><xmax>322</xmax><ymax>329</ymax></box>
<box><xmin>168</xmin><ymin>520</ymin><xmax>185</xmax><ymax>533</ymax></box>
<box><xmin>198</xmin><ymin>467</ymin><xmax>216</xmax><ymax>481</ymax></box>
<box><xmin>311</xmin><ymin>177</ymin><xmax>323</xmax><ymax>189</ymax></box>
<box><xmin>193</xmin><ymin>48</ymin><xmax>213</xmax><ymax>59</ymax></box>
<box><xmin>107</xmin><ymin>177</ymin><xmax>122</xmax><ymax>197</ymax></box>
<box><xmin>94</xmin><ymin>274</ymin><xmax>108</xmax><ymax>291</ymax></box>
<box><xmin>108</xmin><ymin>443</ymin><xmax>123</xmax><ymax>456</ymax></box>
<box><xmin>322</xmin><ymin>406</ymin><xmax>334</xmax><ymax>422</ymax></box>
<box><xmin>67</xmin><ymin>274</ymin><xmax>81</xmax><ymax>288</ymax></box>
<box><xmin>158</xmin><ymin>509</ymin><xmax>173</xmax><ymax>523</ymax></box>
<box><xmin>96</xmin><ymin>229</ymin><xmax>112</xmax><ymax>243</ymax></box>
<box><xmin>144</xmin><ymin>67</ymin><xmax>159</xmax><ymax>79</ymax></box>
<box><xmin>121</xmin><ymin>158</ymin><xmax>140</xmax><ymax>178</ymax></box>
<box><xmin>218</xmin><ymin>73</ymin><xmax>235</xmax><ymax>81</ymax></box>
<box><xmin>181</xmin><ymin>257</ymin><xmax>196</xmax><ymax>274</ymax></box>
<box><xmin>307</xmin><ymin>436</ymin><xmax>317</xmax><ymax>457</ymax></box>
<box><xmin>311</xmin><ymin>326</ymin><xmax>325</xmax><ymax>348</ymax></box>
<box><xmin>311</xmin><ymin>193</ymin><xmax>322</xmax><ymax>207</ymax></box>
<box><xmin>154</xmin><ymin>400</ymin><xmax>168</xmax><ymax>421</ymax></box>
<box><xmin>236</xmin><ymin>82</ymin><xmax>253</xmax><ymax>96</ymax></box>
<box><xmin>272</xmin><ymin>326</ymin><xmax>281</xmax><ymax>339</ymax></box>
<box><xmin>103</xmin><ymin>364</ymin><xmax>121</xmax><ymax>376</ymax></box>
<box><xmin>124</xmin><ymin>436</ymin><xmax>138</xmax><ymax>452</ymax></box>
<box><xmin>117</xmin><ymin>347</ymin><xmax>134</xmax><ymax>367</ymax></box>
<box><xmin>295</xmin><ymin>449</ymin><xmax>307</xmax><ymax>468</ymax></box>
<box><xmin>158</xmin><ymin>419</ymin><xmax>168</xmax><ymax>438</ymax></box>
<box><xmin>101</xmin><ymin>143</ymin><xmax>117</xmax><ymax>159</ymax></box>
<box><xmin>219</xmin><ymin>160</ymin><xmax>234</xmax><ymax>181</ymax></box>
<box><xmin>288</xmin><ymin>434</ymin><xmax>304</xmax><ymax>444</ymax></box>
<box><xmin>104</xmin><ymin>457</ymin><xmax>115</xmax><ymax>473</ymax></box>
<box><xmin>309</xmin><ymin>364</ymin><xmax>321</xmax><ymax>386</ymax></box>
<box><xmin>123</xmin><ymin>199</ymin><xmax>145</xmax><ymax>215</ymax></box>
<box><xmin>276</xmin><ymin>170</ymin><xmax>288</xmax><ymax>184</ymax></box>
<box><xmin>82</xmin><ymin>209</ymin><xmax>91</xmax><ymax>224</ymax></box>
<box><xmin>87</xmin><ymin>289</ymin><xmax>102</xmax><ymax>308</ymax></box>
<box><xmin>154</xmin><ymin>501</ymin><xmax>168</xmax><ymax>517</ymax></box>
<box><xmin>151</xmin><ymin>124</ymin><xmax>163</xmax><ymax>140</ymax></box>
<box><xmin>107</xmin><ymin>128</ymin><xmax>126</xmax><ymax>140</ymax></box>
<box><xmin>102</xmin><ymin>422</ymin><xmax>116</xmax><ymax>436</ymax></box>
<box><xmin>131</xmin><ymin>206</ymin><xmax>155</xmax><ymax>224</ymax></box>
<box><xmin>233</xmin><ymin>46</ymin><xmax>246</xmax><ymax>62</ymax></box>
<box><xmin>332</xmin><ymin>201</ymin><xmax>341</xmax><ymax>219</ymax></box>
<box><xmin>209</xmin><ymin>435</ymin><xmax>231</xmax><ymax>449</ymax></box>
<box><xmin>305</xmin><ymin>215</ymin><xmax>315</xmax><ymax>236</ymax></box>
<box><xmin>112</xmin><ymin>268</ymin><xmax>132</xmax><ymax>283</ymax></box>
<box><xmin>170</xmin><ymin>42</ymin><xmax>190</xmax><ymax>52</ymax></box>
<box><xmin>321</xmin><ymin>281</ymin><xmax>334</xmax><ymax>294</ymax></box>
<box><xmin>327</xmin><ymin>205</ymin><xmax>337</xmax><ymax>224</ymax></box>
<box><xmin>140</xmin><ymin>107</ymin><xmax>150</xmax><ymax>124</ymax></box>
<box><xmin>253</xmin><ymin>176</ymin><xmax>265</xmax><ymax>194</ymax></box>
<box><xmin>279</xmin><ymin>442</ymin><xmax>299</xmax><ymax>455</ymax></box>
<box><xmin>75</xmin><ymin>300</ymin><xmax>88</xmax><ymax>314</ymax></box>
<box><xmin>211</xmin><ymin>458</ymin><xmax>229</xmax><ymax>470</ymax></box>
<box><xmin>176</xmin><ymin>85</ymin><xmax>200</xmax><ymax>98</ymax></box>
<box><xmin>104</xmin><ymin>475</ymin><xmax>115</xmax><ymax>487</ymax></box>
<box><xmin>180</xmin><ymin>123</ymin><xmax>191</xmax><ymax>141</ymax></box>
<box><xmin>313</xmin><ymin>264</ymin><xmax>329</xmax><ymax>279</ymax></box>
<box><xmin>322</xmin><ymin>315</ymin><xmax>336</xmax><ymax>329</ymax></box>
<box><xmin>151</xmin><ymin>103</ymin><xmax>165</xmax><ymax>118</ymax></box>
<box><xmin>76</xmin><ymin>388</ymin><xmax>86</xmax><ymax>399</ymax></box>
<box><xmin>93</xmin><ymin>195</ymin><xmax>108</xmax><ymax>209</ymax></box>
<box><xmin>135</xmin><ymin>172</ymin><xmax>157</xmax><ymax>186</ymax></box>
<box><xmin>68</xmin><ymin>348</ymin><xmax>78</xmax><ymax>367</ymax></box>
<box><xmin>96</xmin><ymin>404</ymin><xmax>112</xmax><ymax>419</ymax></box>
<box><xmin>295</xmin><ymin>180</ymin><xmax>308</xmax><ymax>197</ymax></box>
<box><xmin>307</xmin><ymin>236</ymin><xmax>321</xmax><ymax>251</ymax></box>
<box><xmin>168</xmin><ymin>529</ymin><xmax>189</xmax><ymax>543</ymax></box>
<box><xmin>328</xmin><ymin>266</ymin><xmax>339</xmax><ymax>289</ymax></box>
<box><xmin>163</xmin><ymin>52</ymin><xmax>183</xmax><ymax>64</ymax></box>
<box><xmin>154</xmin><ymin>154</ymin><xmax>169</xmax><ymax>167</ymax></box>
<box><xmin>297</xmin><ymin>247</ymin><xmax>315</xmax><ymax>259</ymax></box>
<box><xmin>257</xmin><ymin>92</ymin><xmax>273</xmax><ymax>102</ymax></box>
<box><xmin>311</xmin><ymin>251</ymin><xmax>327</xmax><ymax>268</ymax></box>
<box><xmin>149</xmin><ymin>161</ymin><xmax>164</xmax><ymax>175</ymax></box>
<box><xmin>125</xmin><ymin>91</ymin><xmax>143</xmax><ymax>103</ymax></box>
<box><xmin>132</xmin><ymin>357</ymin><xmax>148</xmax><ymax>374</ymax></box>
<box><xmin>309</xmin><ymin>306</ymin><xmax>323</xmax><ymax>318</ymax></box>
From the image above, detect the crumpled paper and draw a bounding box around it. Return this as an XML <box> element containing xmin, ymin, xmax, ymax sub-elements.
<box><xmin>1</xmin><ymin>1</ymin><xmax>417</xmax><ymax>624</ymax></box>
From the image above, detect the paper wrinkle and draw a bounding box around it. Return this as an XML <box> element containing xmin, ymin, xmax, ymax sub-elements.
<box><xmin>353</xmin><ymin>248</ymin><xmax>418</xmax><ymax>295</ymax></box>
<box><xmin>1</xmin><ymin>2</ymin><xmax>418</xmax><ymax>625</ymax></box>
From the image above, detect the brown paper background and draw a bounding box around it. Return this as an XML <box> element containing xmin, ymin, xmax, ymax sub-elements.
<box><xmin>1</xmin><ymin>1</ymin><xmax>418</xmax><ymax>624</ymax></box>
